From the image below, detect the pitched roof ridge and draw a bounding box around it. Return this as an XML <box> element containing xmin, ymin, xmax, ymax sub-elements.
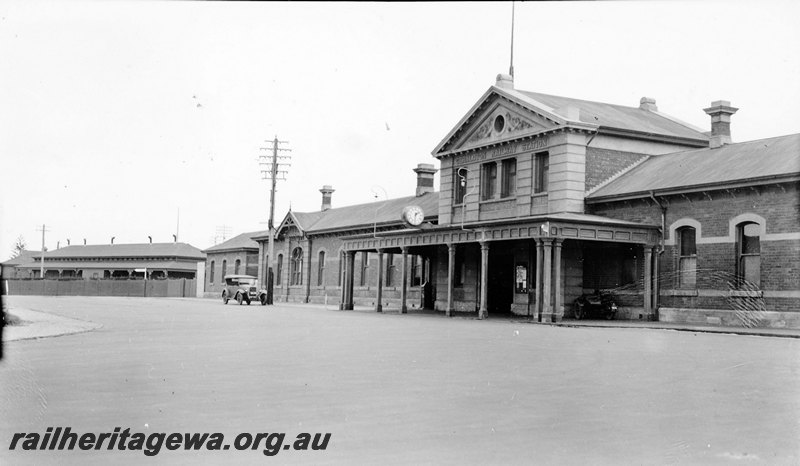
<box><xmin>520</xmin><ymin>90</ymin><xmax>638</xmax><ymax>111</ymax></box>
<box><xmin>585</xmin><ymin>155</ymin><xmax>651</xmax><ymax>196</ymax></box>
<box><xmin>718</xmin><ymin>132</ymin><xmax>800</xmax><ymax>145</ymax></box>
<box><xmin>293</xmin><ymin>191</ymin><xmax>439</xmax><ymax>217</ymax></box>
<box><xmin>649</xmin><ymin>132</ymin><xmax>800</xmax><ymax>158</ymax></box>
<box><xmin>498</xmin><ymin>88</ymin><xmax>565</xmax><ymax>121</ymax></box>
<box><xmin>520</xmin><ymin>90</ymin><xmax>709</xmax><ymax>138</ymax></box>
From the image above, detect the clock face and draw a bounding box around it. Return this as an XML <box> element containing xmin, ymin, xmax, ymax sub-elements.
<box><xmin>402</xmin><ymin>206</ymin><xmax>425</xmax><ymax>226</ymax></box>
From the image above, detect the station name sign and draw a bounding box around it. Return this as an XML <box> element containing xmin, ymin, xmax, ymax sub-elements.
<box><xmin>454</xmin><ymin>137</ymin><xmax>549</xmax><ymax>164</ymax></box>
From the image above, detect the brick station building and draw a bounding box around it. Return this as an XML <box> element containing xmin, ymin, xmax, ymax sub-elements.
<box><xmin>202</xmin><ymin>232</ymin><xmax>262</xmax><ymax>295</ymax></box>
<box><xmin>210</xmin><ymin>74</ymin><xmax>799</xmax><ymax>328</ymax></box>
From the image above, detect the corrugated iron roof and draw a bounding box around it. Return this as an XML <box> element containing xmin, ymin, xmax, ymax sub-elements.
<box><xmin>203</xmin><ymin>231</ymin><xmax>263</xmax><ymax>253</ymax></box>
<box><xmin>14</xmin><ymin>260</ymin><xmax>197</xmax><ymax>271</ymax></box>
<box><xmin>253</xmin><ymin>192</ymin><xmax>441</xmax><ymax>240</ymax></box>
<box><xmin>588</xmin><ymin>133</ymin><xmax>800</xmax><ymax>199</ymax></box>
<box><xmin>41</xmin><ymin>243</ymin><xmax>206</xmax><ymax>260</ymax></box>
<box><xmin>520</xmin><ymin>91</ymin><xmax>709</xmax><ymax>142</ymax></box>
<box><xmin>1</xmin><ymin>250</ymin><xmax>42</xmax><ymax>266</ymax></box>
<box><xmin>291</xmin><ymin>192</ymin><xmax>440</xmax><ymax>234</ymax></box>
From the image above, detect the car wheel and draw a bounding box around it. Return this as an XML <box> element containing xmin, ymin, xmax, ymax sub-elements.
<box><xmin>246</xmin><ymin>298</ymin><xmax>251</xmax><ymax>305</ymax></box>
<box><xmin>236</xmin><ymin>293</ymin><xmax>243</xmax><ymax>305</ymax></box>
<box><xmin>222</xmin><ymin>291</ymin><xmax>229</xmax><ymax>305</ymax></box>
<box><xmin>260</xmin><ymin>294</ymin><xmax>267</xmax><ymax>306</ymax></box>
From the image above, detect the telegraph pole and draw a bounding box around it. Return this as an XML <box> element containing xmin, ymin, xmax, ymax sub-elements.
<box><xmin>36</xmin><ymin>224</ymin><xmax>50</xmax><ymax>279</ymax></box>
<box><xmin>259</xmin><ymin>135</ymin><xmax>291</xmax><ymax>304</ymax></box>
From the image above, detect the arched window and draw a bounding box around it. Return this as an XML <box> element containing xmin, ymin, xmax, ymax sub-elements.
<box><xmin>209</xmin><ymin>261</ymin><xmax>215</xmax><ymax>284</ymax></box>
<box><xmin>317</xmin><ymin>251</ymin><xmax>326</xmax><ymax>286</ymax></box>
<box><xmin>290</xmin><ymin>247</ymin><xmax>303</xmax><ymax>286</ymax></box>
<box><xmin>234</xmin><ymin>259</ymin><xmax>241</xmax><ymax>275</ymax></box>
<box><xmin>221</xmin><ymin>260</ymin><xmax>227</xmax><ymax>279</ymax></box>
<box><xmin>737</xmin><ymin>222</ymin><xmax>761</xmax><ymax>287</ymax></box>
<box><xmin>677</xmin><ymin>226</ymin><xmax>697</xmax><ymax>288</ymax></box>
<box><xmin>276</xmin><ymin>254</ymin><xmax>283</xmax><ymax>285</ymax></box>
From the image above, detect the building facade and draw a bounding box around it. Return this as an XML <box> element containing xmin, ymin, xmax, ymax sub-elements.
<box><xmin>214</xmin><ymin>75</ymin><xmax>800</xmax><ymax>328</ymax></box>
<box><xmin>4</xmin><ymin>242</ymin><xmax>205</xmax><ymax>280</ymax></box>
<box><xmin>203</xmin><ymin>232</ymin><xmax>262</xmax><ymax>296</ymax></box>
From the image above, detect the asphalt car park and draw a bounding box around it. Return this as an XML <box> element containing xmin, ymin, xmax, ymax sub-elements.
<box><xmin>1</xmin><ymin>296</ymin><xmax>798</xmax><ymax>465</ymax></box>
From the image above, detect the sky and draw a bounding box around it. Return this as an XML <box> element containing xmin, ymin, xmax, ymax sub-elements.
<box><xmin>1</xmin><ymin>1</ymin><xmax>798</xmax><ymax>260</ymax></box>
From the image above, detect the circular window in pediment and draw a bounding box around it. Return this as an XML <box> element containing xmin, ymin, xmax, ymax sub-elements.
<box><xmin>494</xmin><ymin>114</ymin><xmax>505</xmax><ymax>133</ymax></box>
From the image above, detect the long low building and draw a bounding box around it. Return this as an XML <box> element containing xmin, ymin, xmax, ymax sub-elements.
<box><xmin>4</xmin><ymin>242</ymin><xmax>206</xmax><ymax>280</ymax></box>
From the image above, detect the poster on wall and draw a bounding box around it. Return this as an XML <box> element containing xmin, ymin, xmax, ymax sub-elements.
<box><xmin>515</xmin><ymin>263</ymin><xmax>528</xmax><ymax>294</ymax></box>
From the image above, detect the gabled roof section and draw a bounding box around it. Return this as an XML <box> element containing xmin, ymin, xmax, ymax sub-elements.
<box><xmin>39</xmin><ymin>243</ymin><xmax>206</xmax><ymax>260</ymax></box>
<box><xmin>433</xmin><ymin>86</ymin><xmax>575</xmax><ymax>157</ymax></box>
<box><xmin>305</xmin><ymin>192</ymin><xmax>439</xmax><ymax>233</ymax></box>
<box><xmin>587</xmin><ymin>133</ymin><xmax>800</xmax><ymax>200</ymax></box>
<box><xmin>268</xmin><ymin>211</ymin><xmax>315</xmax><ymax>239</ymax></box>
<box><xmin>433</xmin><ymin>84</ymin><xmax>709</xmax><ymax>157</ymax></box>
<box><xmin>1</xmin><ymin>250</ymin><xmax>41</xmax><ymax>265</ymax></box>
<box><xmin>520</xmin><ymin>91</ymin><xmax>709</xmax><ymax>144</ymax></box>
<box><xmin>263</xmin><ymin>192</ymin><xmax>441</xmax><ymax>239</ymax></box>
<box><xmin>203</xmin><ymin>231</ymin><xmax>263</xmax><ymax>253</ymax></box>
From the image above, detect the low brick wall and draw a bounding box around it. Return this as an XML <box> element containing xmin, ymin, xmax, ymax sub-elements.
<box><xmin>659</xmin><ymin>307</ymin><xmax>800</xmax><ymax>329</ymax></box>
<box><xmin>4</xmin><ymin>279</ymin><xmax>196</xmax><ymax>298</ymax></box>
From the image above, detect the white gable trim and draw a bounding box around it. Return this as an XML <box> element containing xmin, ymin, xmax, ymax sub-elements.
<box><xmin>432</xmin><ymin>85</ymin><xmax>592</xmax><ymax>157</ymax></box>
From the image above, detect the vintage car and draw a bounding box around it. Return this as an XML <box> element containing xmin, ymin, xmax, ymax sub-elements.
<box><xmin>222</xmin><ymin>274</ymin><xmax>268</xmax><ymax>305</ymax></box>
<box><xmin>573</xmin><ymin>290</ymin><xmax>618</xmax><ymax>320</ymax></box>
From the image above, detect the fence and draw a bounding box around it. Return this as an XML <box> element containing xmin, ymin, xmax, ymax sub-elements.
<box><xmin>4</xmin><ymin>278</ymin><xmax>197</xmax><ymax>298</ymax></box>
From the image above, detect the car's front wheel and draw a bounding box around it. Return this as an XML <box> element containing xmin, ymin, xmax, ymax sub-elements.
<box><xmin>260</xmin><ymin>294</ymin><xmax>268</xmax><ymax>306</ymax></box>
<box><xmin>236</xmin><ymin>293</ymin><xmax>244</xmax><ymax>305</ymax></box>
<box><xmin>222</xmin><ymin>291</ymin><xmax>229</xmax><ymax>305</ymax></box>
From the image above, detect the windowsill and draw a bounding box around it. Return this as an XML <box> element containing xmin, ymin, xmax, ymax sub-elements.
<box><xmin>479</xmin><ymin>197</ymin><xmax>515</xmax><ymax>205</ymax></box>
<box><xmin>671</xmin><ymin>289</ymin><xmax>699</xmax><ymax>297</ymax></box>
<box><xmin>531</xmin><ymin>192</ymin><xmax>547</xmax><ymax>198</ymax></box>
<box><xmin>729</xmin><ymin>290</ymin><xmax>763</xmax><ymax>298</ymax></box>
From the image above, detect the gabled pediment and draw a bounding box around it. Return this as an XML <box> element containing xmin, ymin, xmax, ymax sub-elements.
<box><xmin>276</xmin><ymin>212</ymin><xmax>303</xmax><ymax>239</ymax></box>
<box><xmin>433</xmin><ymin>87</ymin><xmax>568</xmax><ymax>156</ymax></box>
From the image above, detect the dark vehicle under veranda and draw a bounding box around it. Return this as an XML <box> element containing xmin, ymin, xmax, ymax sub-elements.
<box><xmin>573</xmin><ymin>290</ymin><xmax>618</xmax><ymax>320</ymax></box>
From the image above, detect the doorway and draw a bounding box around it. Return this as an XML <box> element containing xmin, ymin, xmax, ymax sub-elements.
<box><xmin>488</xmin><ymin>247</ymin><xmax>514</xmax><ymax>315</ymax></box>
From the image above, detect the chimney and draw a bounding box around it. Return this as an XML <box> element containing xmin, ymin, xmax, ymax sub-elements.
<box><xmin>704</xmin><ymin>100</ymin><xmax>738</xmax><ymax>148</ymax></box>
<box><xmin>148</xmin><ymin>236</ymin><xmax>152</xmax><ymax>244</ymax></box>
<box><xmin>111</xmin><ymin>236</ymin><xmax>115</xmax><ymax>244</ymax></box>
<box><xmin>57</xmin><ymin>241</ymin><xmax>60</xmax><ymax>249</ymax></box>
<box><xmin>83</xmin><ymin>238</ymin><xmax>86</xmax><ymax>245</ymax></box>
<box><xmin>495</xmin><ymin>73</ymin><xmax>514</xmax><ymax>90</ymax></box>
<box><xmin>413</xmin><ymin>163</ymin><xmax>437</xmax><ymax>197</ymax></box>
<box><xmin>66</xmin><ymin>239</ymin><xmax>70</xmax><ymax>246</ymax></box>
<box><xmin>319</xmin><ymin>185</ymin><xmax>335</xmax><ymax>211</ymax></box>
<box><xmin>172</xmin><ymin>234</ymin><xmax>177</xmax><ymax>243</ymax></box>
<box><xmin>639</xmin><ymin>97</ymin><xmax>658</xmax><ymax>111</ymax></box>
